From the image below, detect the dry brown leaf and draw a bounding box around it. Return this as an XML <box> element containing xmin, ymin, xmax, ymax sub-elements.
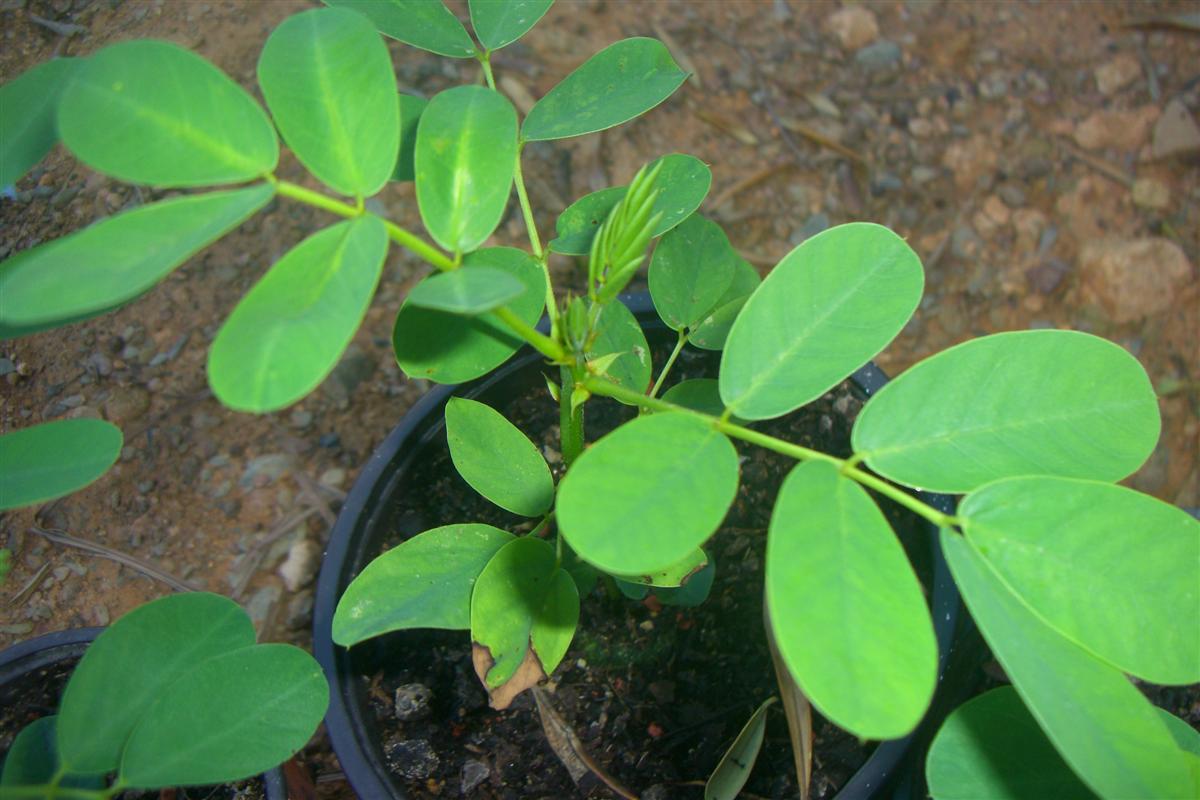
<box><xmin>766</xmin><ymin>595</ymin><xmax>813</xmax><ymax>800</ymax></box>
<box><xmin>472</xmin><ymin>642</ymin><xmax>546</xmax><ymax>710</ymax></box>
<box><xmin>694</xmin><ymin>109</ymin><xmax>759</xmax><ymax>146</ymax></box>
<box><xmin>532</xmin><ymin>687</ymin><xmax>640</xmax><ymax>800</ymax></box>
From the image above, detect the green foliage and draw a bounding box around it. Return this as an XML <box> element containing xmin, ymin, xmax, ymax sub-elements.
<box><xmin>323</xmin><ymin>0</ymin><xmax>476</xmax><ymax>57</ymax></box>
<box><xmin>469</xmin><ymin>0</ymin><xmax>553</xmax><ymax>51</ymax></box>
<box><xmin>1</xmin><ymin>594</ymin><xmax>328</xmax><ymax>795</ymax></box>
<box><xmin>705</xmin><ymin>697</ymin><xmax>776</xmax><ymax>800</ymax></box>
<box><xmin>649</xmin><ymin>213</ymin><xmax>739</xmax><ymax>331</ymax></box>
<box><xmin>392</xmin><ymin>93</ymin><xmax>428</xmax><ymax>182</ymax></box>
<box><xmin>407</xmin><ymin>267</ymin><xmax>526</xmax><ymax>315</ymax></box>
<box><xmin>587</xmin><ymin>300</ymin><xmax>652</xmax><ymax>399</ymax></box>
<box><xmin>446</xmin><ymin>397</ymin><xmax>554</xmax><ymax>516</ymax></box>
<box><xmin>0</xmin><ymin>58</ymin><xmax>78</xmax><ymax>188</ymax></box>
<box><xmin>0</xmin><ymin>420</ymin><xmax>122</xmax><ymax>510</ymax></box>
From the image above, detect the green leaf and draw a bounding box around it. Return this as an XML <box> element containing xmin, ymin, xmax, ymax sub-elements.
<box><xmin>558</xmin><ymin>412</ymin><xmax>739</xmax><ymax>574</ymax></box>
<box><xmin>119</xmin><ymin>644</ymin><xmax>328</xmax><ymax>788</ymax></box>
<box><xmin>661</xmin><ymin>378</ymin><xmax>748</xmax><ymax>423</ymax></box>
<box><xmin>416</xmin><ymin>85</ymin><xmax>517</xmax><ymax>254</ymax></box>
<box><xmin>407</xmin><ymin>267</ymin><xmax>525</xmax><ymax>315</ymax></box>
<box><xmin>614</xmin><ymin>547</ymin><xmax>707</xmax><ymax>588</ymax></box>
<box><xmin>926</xmin><ymin>687</ymin><xmax>1096</xmax><ymax>800</ymax></box>
<box><xmin>588</xmin><ymin>300</ymin><xmax>651</xmax><ymax>401</ymax></box>
<box><xmin>333</xmin><ymin>524</ymin><xmax>514</xmax><ymax>646</ymax></box>
<box><xmin>689</xmin><ymin>257</ymin><xmax>760</xmax><ymax>352</ymax></box>
<box><xmin>523</xmin><ymin>38</ymin><xmax>687</xmax><ymax>141</ymax></box>
<box><xmin>705</xmin><ymin>697</ymin><xmax>777</xmax><ymax>800</ymax></box>
<box><xmin>392</xmin><ymin>93</ymin><xmax>428</xmax><ymax>182</ymax></box>
<box><xmin>720</xmin><ymin>222</ymin><xmax>923</xmax><ymax>420</ymax></box>
<box><xmin>393</xmin><ymin>246</ymin><xmax>546</xmax><ymax>383</ymax></box>
<box><xmin>656</xmin><ymin>557</ymin><xmax>715</xmax><ymax>607</ymax></box>
<box><xmin>445</xmin><ymin>397</ymin><xmax>554</xmax><ymax>516</ymax></box>
<box><xmin>549</xmin><ymin>153</ymin><xmax>712</xmax><ymax>255</ymax></box>
<box><xmin>0</xmin><ymin>185</ymin><xmax>273</xmax><ymax>332</ymax></box>
<box><xmin>58</xmin><ymin>40</ymin><xmax>277</xmax><ymax>187</ymax></box>
<box><xmin>471</xmin><ymin>538</ymin><xmax>579</xmax><ymax>692</ymax></box>
<box><xmin>469</xmin><ymin>0</ymin><xmax>553</xmax><ymax>51</ymax></box>
<box><xmin>2</xmin><ymin>717</ymin><xmax>58</xmax><ymax>787</ymax></box>
<box><xmin>766</xmin><ymin>460</ymin><xmax>937</xmax><ymax>739</ymax></box>
<box><xmin>851</xmin><ymin>330</ymin><xmax>1161</xmax><ymax>493</ymax></box>
<box><xmin>257</xmin><ymin>7</ymin><xmax>399</xmax><ymax>197</ymax></box>
<box><xmin>650</xmin><ymin>214</ymin><xmax>739</xmax><ymax>331</ymax></box>
<box><xmin>961</xmin><ymin>476</ymin><xmax>1200</xmax><ymax>684</ymax></box>
<box><xmin>0</xmin><ymin>420</ymin><xmax>122</xmax><ymax>511</ymax></box>
<box><xmin>208</xmin><ymin>215</ymin><xmax>388</xmax><ymax>413</ymax></box>
<box><xmin>0</xmin><ymin>58</ymin><xmax>79</xmax><ymax>187</ymax></box>
<box><xmin>941</xmin><ymin>531</ymin><xmax>1197</xmax><ymax>799</ymax></box>
<box><xmin>324</xmin><ymin>0</ymin><xmax>477</xmax><ymax>57</ymax></box>
<box><xmin>57</xmin><ymin>592</ymin><xmax>256</xmax><ymax>775</ymax></box>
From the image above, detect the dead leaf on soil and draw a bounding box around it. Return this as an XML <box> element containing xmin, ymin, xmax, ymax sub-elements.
<box><xmin>766</xmin><ymin>596</ymin><xmax>813</xmax><ymax>800</ymax></box>
<box><xmin>533</xmin><ymin>687</ymin><xmax>639</xmax><ymax>800</ymax></box>
<box><xmin>472</xmin><ymin>642</ymin><xmax>546</xmax><ymax>710</ymax></box>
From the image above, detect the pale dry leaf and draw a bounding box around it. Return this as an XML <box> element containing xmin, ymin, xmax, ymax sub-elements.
<box><xmin>472</xmin><ymin>642</ymin><xmax>547</xmax><ymax>710</ymax></box>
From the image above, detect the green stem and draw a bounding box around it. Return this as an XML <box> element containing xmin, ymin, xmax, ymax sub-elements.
<box><xmin>513</xmin><ymin>145</ymin><xmax>560</xmax><ymax>339</ymax></box>
<box><xmin>648</xmin><ymin>328</ymin><xmax>688</xmax><ymax>400</ymax></box>
<box><xmin>376</xmin><ymin>217</ymin><xmax>455</xmax><ymax>272</ymax></box>
<box><xmin>273</xmin><ymin>178</ymin><xmax>360</xmax><ymax>219</ymax></box>
<box><xmin>530</xmin><ymin>511</ymin><xmax>555</xmax><ymax>538</ymax></box>
<box><xmin>491</xmin><ymin>306</ymin><xmax>565</xmax><ymax>362</ymax></box>
<box><xmin>479</xmin><ymin>52</ymin><xmax>497</xmax><ymax>90</ymax></box>
<box><xmin>559</xmin><ymin>364</ymin><xmax>585</xmax><ymax>467</ymax></box>
<box><xmin>581</xmin><ymin>376</ymin><xmax>960</xmax><ymax>530</ymax></box>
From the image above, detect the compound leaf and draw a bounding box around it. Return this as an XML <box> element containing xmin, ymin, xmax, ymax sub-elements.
<box><xmin>0</xmin><ymin>420</ymin><xmax>122</xmax><ymax>511</ymax></box>
<box><xmin>446</xmin><ymin>397</ymin><xmax>553</xmax><ymax>517</ymax></box>
<box><xmin>588</xmin><ymin>300</ymin><xmax>651</xmax><ymax>401</ymax></box>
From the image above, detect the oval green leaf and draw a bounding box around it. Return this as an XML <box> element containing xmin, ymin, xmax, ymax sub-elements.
<box><xmin>392</xmin><ymin>93</ymin><xmax>428</xmax><ymax>182</ymax></box>
<box><xmin>416</xmin><ymin>85</ymin><xmax>518</xmax><ymax>254</ymax></box>
<box><xmin>649</xmin><ymin>213</ymin><xmax>738</xmax><ymax>331</ymax></box>
<box><xmin>333</xmin><ymin>523</ymin><xmax>514</xmax><ymax>646</ymax></box>
<box><xmin>689</xmin><ymin>257</ymin><xmax>760</xmax><ymax>352</ymax></box>
<box><xmin>614</xmin><ymin>547</ymin><xmax>708</xmax><ymax>588</ymax></box>
<box><xmin>549</xmin><ymin>154</ymin><xmax>712</xmax><ymax>255</ymax></box>
<box><xmin>119</xmin><ymin>644</ymin><xmax>328</xmax><ymax>788</ymax></box>
<box><xmin>407</xmin><ymin>267</ymin><xmax>526</xmax><ymax>315</ymax></box>
<box><xmin>705</xmin><ymin>697</ymin><xmax>777</xmax><ymax>800</ymax></box>
<box><xmin>588</xmin><ymin>300</ymin><xmax>652</xmax><ymax>401</ymax></box>
<box><xmin>941</xmin><ymin>530</ymin><xmax>1197</xmax><ymax>799</ymax></box>
<box><xmin>258</xmin><ymin>7</ymin><xmax>399</xmax><ymax>197</ymax></box>
<box><xmin>0</xmin><ymin>58</ymin><xmax>79</xmax><ymax>187</ymax></box>
<box><xmin>962</xmin><ymin>476</ymin><xmax>1200</xmax><ymax>684</ymax></box>
<box><xmin>2</xmin><ymin>717</ymin><xmax>59</xmax><ymax>787</ymax></box>
<box><xmin>446</xmin><ymin>397</ymin><xmax>553</xmax><ymax>516</ymax></box>
<box><xmin>656</xmin><ymin>558</ymin><xmax>716</xmax><ymax>607</ymax></box>
<box><xmin>558</xmin><ymin>412</ymin><xmax>738</xmax><ymax>574</ymax></box>
<box><xmin>766</xmin><ymin>460</ymin><xmax>937</xmax><ymax>739</ymax></box>
<box><xmin>469</xmin><ymin>0</ymin><xmax>553</xmax><ymax>51</ymax></box>
<box><xmin>0</xmin><ymin>185</ymin><xmax>273</xmax><ymax>332</ymax></box>
<box><xmin>58</xmin><ymin>40</ymin><xmax>277</xmax><ymax>186</ymax></box>
<box><xmin>324</xmin><ymin>0</ymin><xmax>477</xmax><ymax>57</ymax></box>
<box><xmin>852</xmin><ymin>330</ymin><xmax>1161</xmax><ymax>493</ymax></box>
<box><xmin>0</xmin><ymin>420</ymin><xmax>122</xmax><ymax>511</ymax></box>
<box><xmin>720</xmin><ymin>222</ymin><xmax>923</xmax><ymax>420</ymax></box>
<box><xmin>58</xmin><ymin>592</ymin><xmax>256</xmax><ymax>774</ymax></box>
<box><xmin>208</xmin><ymin>215</ymin><xmax>387</xmax><ymax>413</ymax></box>
<box><xmin>662</xmin><ymin>379</ymin><xmax>730</xmax><ymax>419</ymax></box>
<box><xmin>393</xmin><ymin>246</ymin><xmax>546</xmax><ymax>383</ymax></box>
<box><xmin>523</xmin><ymin>37</ymin><xmax>687</xmax><ymax>141</ymax></box>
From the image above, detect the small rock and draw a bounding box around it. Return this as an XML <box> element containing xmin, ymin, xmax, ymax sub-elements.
<box><xmin>1079</xmin><ymin>238</ymin><xmax>1193</xmax><ymax>323</ymax></box>
<box><xmin>0</xmin><ymin>357</ymin><xmax>14</xmax><ymax>376</ymax></box>
<box><xmin>1073</xmin><ymin>105</ymin><xmax>1160</xmax><ymax>152</ymax></box>
<box><xmin>290</xmin><ymin>409</ymin><xmax>313</xmax><ymax>429</ymax></box>
<box><xmin>908</xmin><ymin>117</ymin><xmax>934</xmax><ymax>139</ymax></box>
<box><xmin>1094</xmin><ymin>53</ymin><xmax>1141</xmax><ymax>96</ymax></box>
<box><xmin>461</xmin><ymin>758</ymin><xmax>490</xmax><ymax>795</ymax></box>
<box><xmin>910</xmin><ymin>165</ymin><xmax>939</xmax><ymax>185</ymax></box>
<box><xmin>982</xmin><ymin>195</ymin><xmax>1011</xmax><ymax>226</ymax></box>
<box><xmin>240</xmin><ymin>453</ymin><xmax>292</xmax><ymax>488</ymax></box>
<box><xmin>790</xmin><ymin>212</ymin><xmax>830</xmax><ymax>245</ymax></box>
<box><xmin>246</xmin><ymin>585</ymin><xmax>281</xmax><ymax>630</ymax></box>
<box><xmin>103</xmin><ymin>385</ymin><xmax>151</xmax><ymax>424</ymax></box>
<box><xmin>950</xmin><ymin>225</ymin><xmax>984</xmax><ymax>261</ymax></box>
<box><xmin>978</xmin><ymin>70</ymin><xmax>1009</xmax><ymax>100</ymax></box>
<box><xmin>942</xmin><ymin>134</ymin><xmax>998</xmax><ymax>191</ymax></box>
<box><xmin>86</xmin><ymin>352</ymin><xmax>113</xmax><ymax>377</ymax></box>
<box><xmin>285</xmin><ymin>592</ymin><xmax>314</xmax><ymax>630</ymax></box>
<box><xmin>278</xmin><ymin>538</ymin><xmax>317</xmax><ymax>592</ymax></box>
<box><xmin>854</xmin><ymin>40</ymin><xmax>901</xmax><ymax>72</ymax></box>
<box><xmin>93</xmin><ymin>604</ymin><xmax>110</xmax><ymax>626</ymax></box>
<box><xmin>825</xmin><ymin>6</ymin><xmax>878</xmax><ymax>50</ymax></box>
<box><xmin>996</xmin><ymin>183</ymin><xmax>1026</xmax><ymax>207</ymax></box>
<box><xmin>394</xmin><ymin>683</ymin><xmax>433</xmax><ymax>721</ymax></box>
<box><xmin>318</xmin><ymin>432</ymin><xmax>341</xmax><ymax>449</ymax></box>
<box><xmin>384</xmin><ymin>738</ymin><xmax>439</xmax><ymax>781</ymax></box>
<box><xmin>324</xmin><ymin>345</ymin><xmax>376</xmax><ymax>405</ymax></box>
<box><xmin>319</xmin><ymin>467</ymin><xmax>347</xmax><ymax>490</ymax></box>
<box><xmin>1131</xmin><ymin>177</ymin><xmax>1170</xmax><ymax>210</ymax></box>
<box><xmin>1025</xmin><ymin>258</ymin><xmax>1071</xmax><ymax>295</ymax></box>
<box><xmin>1147</xmin><ymin>99</ymin><xmax>1200</xmax><ymax>160</ymax></box>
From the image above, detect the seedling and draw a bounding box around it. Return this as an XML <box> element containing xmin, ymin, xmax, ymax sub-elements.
<box><xmin>1</xmin><ymin>1</ymin><xmax>1196</xmax><ymax>796</ymax></box>
<box><xmin>0</xmin><ymin>593</ymin><xmax>328</xmax><ymax>797</ymax></box>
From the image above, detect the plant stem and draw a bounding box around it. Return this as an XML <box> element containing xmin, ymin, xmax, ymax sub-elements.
<box><xmin>512</xmin><ymin>146</ymin><xmax>561</xmax><ymax>339</ymax></box>
<box><xmin>559</xmin><ymin>365</ymin><xmax>585</xmax><ymax>467</ymax></box>
<box><xmin>273</xmin><ymin>179</ymin><xmax>360</xmax><ymax>219</ymax></box>
<box><xmin>375</xmin><ymin>217</ymin><xmax>456</xmax><ymax>272</ymax></box>
<box><xmin>479</xmin><ymin>52</ymin><xmax>497</xmax><ymax>91</ymax></box>
<box><xmin>648</xmin><ymin>328</ymin><xmax>688</xmax><ymax>400</ymax></box>
<box><xmin>581</xmin><ymin>376</ymin><xmax>960</xmax><ymax>530</ymax></box>
<box><xmin>491</xmin><ymin>306</ymin><xmax>565</xmax><ymax>362</ymax></box>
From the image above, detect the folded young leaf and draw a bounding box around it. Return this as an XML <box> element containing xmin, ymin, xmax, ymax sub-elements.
<box><xmin>415</xmin><ymin>85</ymin><xmax>517</xmax><ymax>254</ymax></box>
<box><xmin>392</xmin><ymin>93</ymin><xmax>428</xmax><ymax>183</ymax></box>
<box><xmin>649</xmin><ymin>214</ymin><xmax>739</xmax><ymax>332</ymax></box>
<box><xmin>332</xmin><ymin>524</ymin><xmax>514</xmax><ymax>646</ymax></box>
<box><xmin>118</xmin><ymin>644</ymin><xmax>329</xmax><ymax>788</ymax></box>
<box><xmin>208</xmin><ymin>215</ymin><xmax>387</xmax><ymax>412</ymax></box>
<box><xmin>446</xmin><ymin>397</ymin><xmax>554</xmax><ymax>517</ymax></box>
<box><xmin>767</xmin><ymin>460</ymin><xmax>937</xmax><ymax>740</ymax></box>
<box><xmin>705</xmin><ymin>697</ymin><xmax>776</xmax><ymax>800</ymax></box>
<box><xmin>407</xmin><ymin>267</ymin><xmax>526</xmax><ymax>315</ymax></box>
<box><xmin>558</xmin><ymin>412</ymin><xmax>738</xmax><ymax>575</ymax></box>
<box><xmin>0</xmin><ymin>420</ymin><xmax>122</xmax><ymax>511</ymax></box>
<box><xmin>941</xmin><ymin>531</ymin><xmax>1197</xmax><ymax>799</ymax></box>
<box><xmin>961</xmin><ymin>476</ymin><xmax>1200</xmax><ymax>684</ymax></box>
<box><xmin>469</xmin><ymin>0</ymin><xmax>553</xmax><ymax>52</ymax></box>
<box><xmin>393</xmin><ymin>246</ymin><xmax>546</xmax><ymax>383</ymax></box>
<box><xmin>588</xmin><ymin>300</ymin><xmax>652</xmax><ymax>402</ymax></box>
<box><xmin>852</xmin><ymin>330</ymin><xmax>1161</xmax><ymax>493</ymax></box>
<box><xmin>58</xmin><ymin>593</ymin><xmax>256</xmax><ymax>775</ymax></box>
<box><xmin>258</xmin><ymin>7</ymin><xmax>399</xmax><ymax>197</ymax></box>
<box><xmin>324</xmin><ymin>0</ymin><xmax>477</xmax><ymax>57</ymax></box>
<box><xmin>720</xmin><ymin>222</ymin><xmax>923</xmax><ymax>420</ymax></box>
<box><xmin>59</xmin><ymin>40</ymin><xmax>278</xmax><ymax>186</ymax></box>
<box><xmin>0</xmin><ymin>185</ymin><xmax>274</xmax><ymax>333</ymax></box>
<box><xmin>522</xmin><ymin>38</ymin><xmax>687</xmax><ymax>141</ymax></box>
<box><xmin>0</xmin><ymin>58</ymin><xmax>79</xmax><ymax>187</ymax></box>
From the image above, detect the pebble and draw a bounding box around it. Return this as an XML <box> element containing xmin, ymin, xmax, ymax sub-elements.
<box><xmin>0</xmin><ymin>357</ymin><xmax>14</xmax><ymax>376</ymax></box>
<box><xmin>102</xmin><ymin>385</ymin><xmax>151</xmax><ymax>424</ymax></box>
<box><xmin>1025</xmin><ymin>258</ymin><xmax>1071</xmax><ymax>295</ymax></box>
<box><xmin>246</xmin><ymin>585</ymin><xmax>281</xmax><ymax>630</ymax></box>
<box><xmin>854</xmin><ymin>40</ymin><xmax>901</xmax><ymax>72</ymax></box>
<box><xmin>1073</xmin><ymin>105</ymin><xmax>1160</xmax><ymax>152</ymax></box>
<box><xmin>285</xmin><ymin>592</ymin><xmax>314</xmax><ymax>630</ymax></box>
<box><xmin>1079</xmin><ymin>238</ymin><xmax>1193</xmax><ymax>323</ymax></box>
<box><xmin>290</xmin><ymin>409</ymin><xmax>313</xmax><ymax>429</ymax></box>
<box><xmin>1131</xmin><ymin>177</ymin><xmax>1170</xmax><ymax>210</ymax></box>
<box><xmin>239</xmin><ymin>453</ymin><xmax>292</xmax><ymax>488</ymax></box>
<box><xmin>996</xmin><ymin>183</ymin><xmax>1026</xmax><ymax>207</ymax></box>
<box><xmin>825</xmin><ymin>6</ymin><xmax>878</xmax><ymax>50</ymax></box>
<box><xmin>870</xmin><ymin>172</ymin><xmax>903</xmax><ymax>195</ymax></box>
<box><xmin>384</xmin><ymin>738</ymin><xmax>439</xmax><ymax>781</ymax></box>
<box><xmin>318</xmin><ymin>432</ymin><xmax>341</xmax><ymax>449</ymax></box>
<box><xmin>319</xmin><ymin>467</ymin><xmax>346</xmax><ymax>490</ymax></box>
<box><xmin>1094</xmin><ymin>53</ymin><xmax>1141</xmax><ymax>96</ymax></box>
<box><xmin>910</xmin><ymin>166</ymin><xmax>939</xmax><ymax>185</ymax></box>
<box><xmin>86</xmin><ymin>352</ymin><xmax>113</xmax><ymax>377</ymax></box>
<box><xmin>394</xmin><ymin>683</ymin><xmax>433</xmax><ymax>721</ymax></box>
<box><xmin>278</xmin><ymin>538</ymin><xmax>318</xmax><ymax>592</ymax></box>
<box><xmin>950</xmin><ymin>225</ymin><xmax>984</xmax><ymax>261</ymax></box>
<box><xmin>461</xmin><ymin>759</ymin><xmax>490</xmax><ymax>795</ymax></box>
<box><xmin>324</xmin><ymin>345</ymin><xmax>376</xmax><ymax>406</ymax></box>
<box><xmin>790</xmin><ymin>212</ymin><xmax>830</xmax><ymax>245</ymax></box>
<box><xmin>1148</xmin><ymin>100</ymin><xmax>1200</xmax><ymax>160</ymax></box>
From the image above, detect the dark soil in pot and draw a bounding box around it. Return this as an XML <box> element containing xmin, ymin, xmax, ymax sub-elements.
<box><xmin>315</xmin><ymin>301</ymin><xmax>964</xmax><ymax>800</ymax></box>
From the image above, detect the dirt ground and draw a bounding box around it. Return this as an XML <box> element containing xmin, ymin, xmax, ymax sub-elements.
<box><xmin>1</xmin><ymin>0</ymin><xmax>1198</xmax><ymax>792</ymax></box>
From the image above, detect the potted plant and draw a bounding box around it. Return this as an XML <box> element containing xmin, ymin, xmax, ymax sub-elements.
<box><xmin>0</xmin><ymin>1</ymin><xmax>1196</xmax><ymax>797</ymax></box>
<box><xmin>0</xmin><ymin>592</ymin><xmax>328</xmax><ymax>798</ymax></box>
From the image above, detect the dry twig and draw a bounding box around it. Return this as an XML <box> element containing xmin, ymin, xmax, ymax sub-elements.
<box><xmin>29</xmin><ymin>526</ymin><xmax>200</xmax><ymax>593</ymax></box>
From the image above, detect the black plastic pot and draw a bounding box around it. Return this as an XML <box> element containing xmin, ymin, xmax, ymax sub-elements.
<box><xmin>313</xmin><ymin>294</ymin><xmax>968</xmax><ymax>799</ymax></box>
<box><xmin>0</xmin><ymin>627</ymin><xmax>287</xmax><ymax>799</ymax></box>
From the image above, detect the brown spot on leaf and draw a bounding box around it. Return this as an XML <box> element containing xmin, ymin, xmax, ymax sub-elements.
<box><xmin>471</xmin><ymin>642</ymin><xmax>547</xmax><ymax>710</ymax></box>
